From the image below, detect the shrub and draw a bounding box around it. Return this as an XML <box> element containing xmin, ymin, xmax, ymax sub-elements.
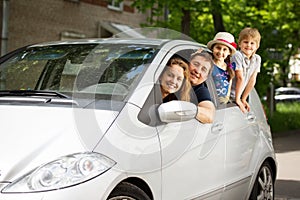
<box><xmin>266</xmin><ymin>102</ymin><xmax>300</xmax><ymax>135</ymax></box>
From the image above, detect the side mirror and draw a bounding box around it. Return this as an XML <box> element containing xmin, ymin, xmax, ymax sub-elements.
<box><xmin>158</xmin><ymin>101</ymin><xmax>197</xmax><ymax>123</ymax></box>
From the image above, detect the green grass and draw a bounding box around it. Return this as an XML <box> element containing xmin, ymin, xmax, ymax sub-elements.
<box><xmin>265</xmin><ymin>102</ymin><xmax>300</xmax><ymax>135</ymax></box>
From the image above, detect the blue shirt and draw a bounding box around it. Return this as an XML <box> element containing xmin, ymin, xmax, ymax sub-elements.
<box><xmin>212</xmin><ymin>64</ymin><xmax>230</xmax><ymax>98</ymax></box>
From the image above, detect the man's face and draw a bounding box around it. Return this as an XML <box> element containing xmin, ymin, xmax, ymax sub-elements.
<box><xmin>189</xmin><ymin>55</ymin><xmax>211</xmax><ymax>86</ymax></box>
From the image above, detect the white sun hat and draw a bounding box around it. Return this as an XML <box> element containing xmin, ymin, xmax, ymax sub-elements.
<box><xmin>207</xmin><ymin>32</ymin><xmax>237</xmax><ymax>55</ymax></box>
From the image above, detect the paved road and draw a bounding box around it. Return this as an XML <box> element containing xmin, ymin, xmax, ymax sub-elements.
<box><xmin>273</xmin><ymin>130</ymin><xmax>300</xmax><ymax>200</ymax></box>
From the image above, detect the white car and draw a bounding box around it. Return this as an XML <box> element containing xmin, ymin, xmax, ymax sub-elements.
<box><xmin>0</xmin><ymin>38</ymin><xmax>276</xmax><ymax>200</ymax></box>
<box><xmin>274</xmin><ymin>87</ymin><xmax>300</xmax><ymax>102</ymax></box>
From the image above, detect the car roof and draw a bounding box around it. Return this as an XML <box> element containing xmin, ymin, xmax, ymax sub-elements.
<box><xmin>29</xmin><ymin>38</ymin><xmax>171</xmax><ymax>47</ymax></box>
<box><xmin>276</xmin><ymin>87</ymin><xmax>300</xmax><ymax>92</ymax></box>
<box><xmin>28</xmin><ymin>38</ymin><xmax>204</xmax><ymax>50</ymax></box>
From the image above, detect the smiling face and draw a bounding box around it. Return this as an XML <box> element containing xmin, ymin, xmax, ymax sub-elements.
<box><xmin>189</xmin><ymin>55</ymin><xmax>212</xmax><ymax>86</ymax></box>
<box><xmin>212</xmin><ymin>43</ymin><xmax>231</xmax><ymax>63</ymax></box>
<box><xmin>160</xmin><ymin>65</ymin><xmax>185</xmax><ymax>98</ymax></box>
<box><xmin>239</xmin><ymin>37</ymin><xmax>259</xmax><ymax>58</ymax></box>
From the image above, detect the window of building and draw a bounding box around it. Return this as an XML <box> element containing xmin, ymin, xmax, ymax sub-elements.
<box><xmin>60</xmin><ymin>31</ymin><xmax>86</xmax><ymax>41</ymax></box>
<box><xmin>108</xmin><ymin>0</ymin><xmax>123</xmax><ymax>11</ymax></box>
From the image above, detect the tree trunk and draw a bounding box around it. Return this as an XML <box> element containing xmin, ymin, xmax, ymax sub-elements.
<box><xmin>181</xmin><ymin>8</ymin><xmax>190</xmax><ymax>36</ymax></box>
<box><xmin>211</xmin><ymin>0</ymin><xmax>225</xmax><ymax>32</ymax></box>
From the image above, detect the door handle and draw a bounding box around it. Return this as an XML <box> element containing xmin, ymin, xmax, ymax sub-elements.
<box><xmin>246</xmin><ymin>111</ymin><xmax>256</xmax><ymax>123</ymax></box>
<box><xmin>211</xmin><ymin>122</ymin><xmax>224</xmax><ymax>133</ymax></box>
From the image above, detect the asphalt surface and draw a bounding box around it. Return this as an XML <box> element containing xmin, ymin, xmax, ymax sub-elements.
<box><xmin>273</xmin><ymin>130</ymin><xmax>300</xmax><ymax>200</ymax></box>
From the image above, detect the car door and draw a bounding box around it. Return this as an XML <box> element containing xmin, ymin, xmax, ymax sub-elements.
<box><xmin>215</xmin><ymin>94</ymin><xmax>261</xmax><ymax>199</ymax></box>
<box><xmin>152</xmin><ymin>46</ymin><xmax>226</xmax><ymax>199</ymax></box>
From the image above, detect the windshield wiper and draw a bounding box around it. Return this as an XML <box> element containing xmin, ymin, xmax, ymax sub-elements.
<box><xmin>0</xmin><ymin>90</ymin><xmax>70</xmax><ymax>98</ymax></box>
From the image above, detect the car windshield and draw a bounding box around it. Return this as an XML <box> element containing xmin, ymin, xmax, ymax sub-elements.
<box><xmin>0</xmin><ymin>43</ymin><xmax>157</xmax><ymax>108</ymax></box>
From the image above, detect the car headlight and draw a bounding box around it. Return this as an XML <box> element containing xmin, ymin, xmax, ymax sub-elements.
<box><xmin>2</xmin><ymin>152</ymin><xmax>116</xmax><ymax>193</ymax></box>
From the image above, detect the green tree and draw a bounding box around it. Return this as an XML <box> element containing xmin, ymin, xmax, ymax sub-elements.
<box><xmin>131</xmin><ymin>0</ymin><xmax>300</xmax><ymax>96</ymax></box>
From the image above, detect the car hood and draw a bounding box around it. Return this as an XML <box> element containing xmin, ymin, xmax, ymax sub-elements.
<box><xmin>0</xmin><ymin>105</ymin><xmax>118</xmax><ymax>182</ymax></box>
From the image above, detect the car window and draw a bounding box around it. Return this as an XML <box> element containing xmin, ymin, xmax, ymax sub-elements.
<box><xmin>275</xmin><ymin>87</ymin><xmax>300</xmax><ymax>95</ymax></box>
<box><xmin>138</xmin><ymin>47</ymin><xmax>218</xmax><ymax>125</ymax></box>
<box><xmin>0</xmin><ymin>43</ymin><xmax>157</xmax><ymax>105</ymax></box>
<box><xmin>137</xmin><ymin>84</ymin><xmax>163</xmax><ymax>126</ymax></box>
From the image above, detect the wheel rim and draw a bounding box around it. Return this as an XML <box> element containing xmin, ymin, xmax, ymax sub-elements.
<box><xmin>257</xmin><ymin>166</ymin><xmax>274</xmax><ymax>200</ymax></box>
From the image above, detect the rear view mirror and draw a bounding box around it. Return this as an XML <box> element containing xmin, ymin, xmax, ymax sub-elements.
<box><xmin>158</xmin><ymin>101</ymin><xmax>197</xmax><ymax>123</ymax></box>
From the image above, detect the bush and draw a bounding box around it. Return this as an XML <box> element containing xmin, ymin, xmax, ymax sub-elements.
<box><xmin>266</xmin><ymin>102</ymin><xmax>300</xmax><ymax>135</ymax></box>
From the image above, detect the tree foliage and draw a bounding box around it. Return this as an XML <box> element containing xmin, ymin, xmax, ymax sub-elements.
<box><xmin>131</xmin><ymin>0</ymin><xmax>300</xmax><ymax>96</ymax></box>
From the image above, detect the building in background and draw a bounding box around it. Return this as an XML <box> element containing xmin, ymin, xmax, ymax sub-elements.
<box><xmin>0</xmin><ymin>0</ymin><xmax>149</xmax><ymax>55</ymax></box>
<box><xmin>289</xmin><ymin>53</ymin><xmax>300</xmax><ymax>82</ymax></box>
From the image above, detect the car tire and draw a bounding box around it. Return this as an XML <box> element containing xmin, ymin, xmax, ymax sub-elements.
<box><xmin>249</xmin><ymin>162</ymin><xmax>274</xmax><ymax>200</ymax></box>
<box><xmin>107</xmin><ymin>182</ymin><xmax>151</xmax><ymax>200</ymax></box>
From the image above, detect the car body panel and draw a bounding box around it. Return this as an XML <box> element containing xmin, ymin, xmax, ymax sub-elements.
<box><xmin>160</xmin><ymin>119</ymin><xmax>224</xmax><ymax>199</ymax></box>
<box><xmin>0</xmin><ymin>105</ymin><xmax>119</xmax><ymax>182</ymax></box>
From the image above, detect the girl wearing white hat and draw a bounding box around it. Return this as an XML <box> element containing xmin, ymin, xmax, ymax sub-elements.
<box><xmin>207</xmin><ymin>32</ymin><xmax>237</xmax><ymax>104</ymax></box>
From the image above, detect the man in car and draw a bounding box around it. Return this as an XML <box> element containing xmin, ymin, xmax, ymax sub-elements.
<box><xmin>189</xmin><ymin>50</ymin><xmax>215</xmax><ymax>123</ymax></box>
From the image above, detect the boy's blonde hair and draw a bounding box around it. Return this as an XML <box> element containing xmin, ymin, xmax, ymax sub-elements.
<box><xmin>238</xmin><ymin>27</ymin><xmax>261</xmax><ymax>47</ymax></box>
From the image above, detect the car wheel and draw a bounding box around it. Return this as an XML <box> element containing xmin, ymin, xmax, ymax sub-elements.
<box><xmin>249</xmin><ymin>162</ymin><xmax>274</xmax><ymax>200</ymax></box>
<box><xmin>107</xmin><ymin>182</ymin><xmax>151</xmax><ymax>200</ymax></box>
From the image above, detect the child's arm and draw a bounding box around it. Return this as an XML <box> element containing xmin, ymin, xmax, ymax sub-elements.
<box><xmin>241</xmin><ymin>71</ymin><xmax>258</xmax><ymax>111</ymax></box>
<box><xmin>234</xmin><ymin>69</ymin><xmax>247</xmax><ymax>113</ymax></box>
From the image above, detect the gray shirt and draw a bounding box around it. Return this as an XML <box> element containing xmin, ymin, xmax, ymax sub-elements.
<box><xmin>230</xmin><ymin>50</ymin><xmax>261</xmax><ymax>98</ymax></box>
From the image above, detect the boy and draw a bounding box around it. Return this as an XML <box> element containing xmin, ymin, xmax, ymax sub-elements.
<box><xmin>231</xmin><ymin>27</ymin><xmax>261</xmax><ymax>113</ymax></box>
